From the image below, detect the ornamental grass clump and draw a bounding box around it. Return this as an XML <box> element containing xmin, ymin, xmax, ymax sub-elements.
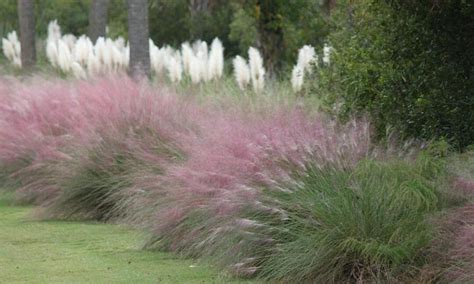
<box><xmin>139</xmin><ymin>105</ymin><xmax>444</xmax><ymax>282</ymax></box>
<box><xmin>243</xmin><ymin>159</ymin><xmax>440</xmax><ymax>282</ymax></box>
<box><xmin>34</xmin><ymin>76</ymin><xmax>198</xmax><ymax>221</ymax></box>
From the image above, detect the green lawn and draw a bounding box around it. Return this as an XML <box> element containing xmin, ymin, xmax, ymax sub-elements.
<box><xmin>0</xmin><ymin>194</ymin><xmax>250</xmax><ymax>283</ymax></box>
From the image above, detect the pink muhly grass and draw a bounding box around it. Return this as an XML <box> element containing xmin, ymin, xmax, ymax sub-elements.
<box><xmin>33</xmin><ymin>76</ymin><xmax>203</xmax><ymax>220</ymax></box>
<box><xmin>142</xmin><ymin>104</ymin><xmax>372</xmax><ymax>256</ymax></box>
<box><xmin>440</xmin><ymin>204</ymin><xmax>474</xmax><ymax>283</ymax></box>
<box><xmin>0</xmin><ymin>75</ymin><xmax>202</xmax><ymax>207</ymax></box>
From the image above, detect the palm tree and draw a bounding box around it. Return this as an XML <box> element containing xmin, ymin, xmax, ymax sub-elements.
<box><xmin>17</xmin><ymin>0</ymin><xmax>36</xmax><ymax>68</ymax></box>
<box><xmin>127</xmin><ymin>0</ymin><xmax>150</xmax><ymax>78</ymax></box>
<box><xmin>88</xmin><ymin>0</ymin><xmax>110</xmax><ymax>43</ymax></box>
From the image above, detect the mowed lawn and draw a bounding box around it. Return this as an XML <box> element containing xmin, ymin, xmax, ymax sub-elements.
<box><xmin>0</xmin><ymin>194</ymin><xmax>249</xmax><ymax>283</ymax></box>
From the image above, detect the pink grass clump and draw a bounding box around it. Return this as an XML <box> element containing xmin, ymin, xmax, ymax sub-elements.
<box><xmin>141</xmin><ymin>103</ymin><xmax>372</xmax><ymax>257</ymax></box>
<box><xmin>442</xmin><ymin>204</ymin><xmax>474</xmax><ymax>282</ymax></box>
<box><xmin>0</xmin><ymin>75</ymin><xmax>202</xmax><ymax>206</ymax></box>
<box><xmin>38</xmin><ymin>76</ymin><xmax>202</xmax><ymax>220</ymax></box>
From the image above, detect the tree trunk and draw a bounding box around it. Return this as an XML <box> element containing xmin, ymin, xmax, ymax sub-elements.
<box><xmin>256</xmin><ymin>0</ymin><xmax>284</xmax><ymax>76</ymax></box>
<box><xmin>88</xmin><ymin>0</ymin><xmax>110</xmax><ymax>43</ymax></box>
<box><xmin>18</xmin><ymin>0</ymin><xmax>36</xmax><ymax>68</ymax></box>
<box><xmin>127</xmin><ymin>0</ymin><xmax>150</xmax><ymax>79</ymax></box>
<box><xmin>188</xmin><ymin>0</ymin><xmax>210</xmax><ymax>38</ymax></box>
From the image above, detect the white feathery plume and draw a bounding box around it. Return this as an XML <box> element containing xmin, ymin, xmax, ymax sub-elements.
<box><xmin>62</xmin><ymin>34</ymin><xmax>77</xmax><ymax>51</ymax></box>
<box><xmin>150</xmin><ymin>44</ymin><xmax>160</xmax><ymax>74</ymax></box>
<box><xmin>7</xmin><ymin>31</ymin><xmax>21</xmax><ymax>58</ymax></box>
<box><xmin>2</xmin><ymin>38</ymin><xmax>15</xmax><ymax>62</ymax></box>
<box><xmin>192</xmin><ymin>40</ymin><xmax>208</xmax><ymax>60</ymax></box>
<box><xmin>57</xmin><ymin>39</ymin><xmax>73</xmax><ymax>72</ymax></box>
<box><xmin>114</xmin><ymin>37</ymin><xmax>126</xmax><ymax>51</ymax></box>
<box><xmin>45</xmin><ymin>21</ymin><xmax>63</xmax><ymax>69</ymax></box>
<box><xmin>323</xmin><ymin>43</ymin><xmax>333</xmax><ymax>65</ymax></box>
<box><xmin>291</xmin><ymin>65</ymin><xmax>304</xmax><ymax>92</ymax></box>
<box><xmin>71</xmin><ymin>61</ymin><xmax>87</xmax><ymax>79</ymax></box>
<box><xmin>87</xmin><ymin>53</ymin><xmax>101</xmax><ymax>75</ymax></box>
<box><xmin>207</xmin><ymin>37</ymin><xmax>224</xmax><ymax>80</ymax></box>
<box><xmin>291</xmin><ymin>45</ymin><xmax>317</xmax><ymax>92</ymax></box>
<box><xmin>105</xmin><ymin>38</ymin><xmax>121</xmax><ymax>71</ymax></box>
<box><xmin>46</xmin><ymin>40</ymin><xmax>59</xmax><ymax>67</ymax></box>
<box><xmin>181</xmin><ymin>42</ymin><xmax>193</xmax><ymax>75</ymax></box>
<box><xmin>2</xmin><ymin>31</ymin><xmax>21</xmax><ymax>67</ymax></box>
<box><xmin>47</xmin><ymin>20</ymin><xmax>61</xmax><ymax>43</ymax></box>
<box><xmin>94</xmin><ymin>37</ymin><xmax>114</xmax><ymax>72</ymax></box>
<box><xmin>151</xmin><ymin>45</ymin><xmax>167</xmax><ymax>75</ymax></box>
<box><xmin>232</xmin><ymin>55</ymin><xmax>250</xmax><ymax>90</ymax></box>
<box><xmin>73</xmin><ymin>35</ymin><xmax>93</xmax><ymax>66</ymax></box>
<box><xmin>166</xmin><ymin>53</ymin><xmax>183</xmax><ymax>83</ymax></box>
<box><xmin>12</xmin><ymin>56</ymin><xmax>22</xmax><ymax>68</ymax></box>
<box><xmin>6</xmin><ymin>30</ymin><xmax>18</xmax><ymax>43</ymax></box>
<box><xmin>189</xmin><ymin>54</ymin><xmax>204</xmax><ymax>83</ymax></box>
<box><xmin>248</xmin><ymin>47</ymin><xmax>265</xmax><ymax>93</ymax></box>
<box><xmin>123</xmin><ymin>44</ymin><xmax>130</xmax><ymax>68</ymax></box>
<box><xmin>297</xmin><ymin>45</ymin><xmax>317</xmax><ymax>73</ymax></box>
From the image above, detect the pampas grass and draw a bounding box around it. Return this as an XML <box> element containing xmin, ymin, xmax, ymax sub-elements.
<box><xmin>232</xmin><ymin>55</ymin><xmax>251</xmax><ymax>91</ymax></box>
<box><xmin>2</xmin><ymin>31</ymin><xmax>21</xmax><ymax>68</ymax></box>
<box><xmin>248</xmin><ymin>47</ymin><xmax>265</xmax><ymax>93</ymax></box>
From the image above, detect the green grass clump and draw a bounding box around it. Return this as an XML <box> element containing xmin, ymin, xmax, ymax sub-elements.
<box><xmin>224</xmin><ymin>158</ymin><xmax>443</xmax><ymax>283</ymax></box>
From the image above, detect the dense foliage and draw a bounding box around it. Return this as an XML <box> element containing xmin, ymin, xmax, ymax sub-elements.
<box><xmin>320</xmin><ymin>0</ymin><xmax>474</xmax><ymax>149</ymax></box>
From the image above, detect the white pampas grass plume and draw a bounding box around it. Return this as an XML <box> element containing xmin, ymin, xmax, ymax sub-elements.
<box><xmin>2</xmin><ymin>31</ymin><xmax>21</xmax><ymax>67</ymax></box>
<box><xmin>291</xmin><ymin>45</ymin><xmax>317</xmax><ymax>92</ymax></box>
<box><xmin>207</xmin><ymin>37</ymin><xmax>224</xmax><ymax>80</ymax></box>
<box><xmin>166</xmin><ymin>53</ymin><xmax>183</xmax><ymax>83</ymax></box>
<box><xmin>87</xmin><ymin>53</ymin><xmax>101</xmax><ymax>75</ymax></box>
<box><xmin>192</xmin><ymin>40</ymin><xmax>208</xmax><ymax>60</ymax></box>
<box><xmin>181</xmin><ymin>42</ymin><xmax>193</xmax><ymax>75</ymax></box>
<box><xmin>114</xmin><ymin>37</ymin><xmax>126</xmax><ymax>51</ymax></box>
<box><xmin>323</xmin><ymin>43</ymin><xmax>333</xmax><ymax>65</ymax></box>
<box><xmin>71</xmin><ymin>61</ymin><xmax>87</xmax><ymax>79</ymax></box>
<box><xmin>57</xmin><ymin>39</ymin><xmax>73</xmax><ymax>72</ymax></box>
<box><xmin>12</xmin><ymin>56</ymin><xmax>22</xmax><ymax>68</ymax></box>
<box><xmin>73</xmin><ymin>35</ymin><xmax>93</xmax><ymax>65</ymax></box>
<box><xmin>189</xmin><ymin>54</ymin><xmax>206</xmax><ymax>84</ymax></box>
<box><xmin>150</xmin><ymin>45</ymin><xmax>167</xmax><ymax>75</ymax></box>
<box><xmin>7</xmin><ymin>31</ymin><xmax>21</xmax><ymax>57</ymax></box>
<box><xmin>62</xmin><ymin>34</ymin><xmax>77</xmax><ymax>51</ymax></box>
<box><xmin>2</xmin><ymin>38</ymin><xmax>15</xmax><ymax>62</ymax></box>
<box><xmin>291</xmin><ymin>65</ymin><xmax>304</xmax><ymax>92</ymax></box>
<box><xmin>248</xmin><ymin>47</ymin><xmax>265</xmax><ymax>93</ymax></box>
<box><xmin>297</xmin><ymin>45</ymin><xmax>317</xmax><ymax>73</ymax></box>
<box><xmin>232</xmin><ymin>55</ymin><xmax>250</xmax><ymax>90</ymax></box>
<box><xmin>46</xmin><ymin>40</ymin><xmax>59</xmax><ymax>67</ymax></box>
<box><xmin>105</xmin><ymin>38</ymin><xmax>121</xmax><ymax>71</ymax></box>
<box><xmin>47</xmin><ymin>20</ymin><xmax>61</xmax><ymax>43</ymax></box>
<box><xmin>124</xmin><ymin>44</ymin><xmax>130</xmax><ymax>67</ymax></box>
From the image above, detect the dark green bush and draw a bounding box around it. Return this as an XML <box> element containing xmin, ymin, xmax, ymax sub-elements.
<box><xmin>320</xmin><ymin>0</ymin><xmax>474</xmax><ymax>149</ymax></box>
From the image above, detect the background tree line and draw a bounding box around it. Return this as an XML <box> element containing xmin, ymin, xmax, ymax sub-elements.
<box><xmin>3</xmin><ymin>0</ymin><xmax>331</xmax><ymax>73</ymax></box>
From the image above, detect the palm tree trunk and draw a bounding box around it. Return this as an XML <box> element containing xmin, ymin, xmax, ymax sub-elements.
<box><xmin>18</xmin><ymin>0</ymin><xmax>36</xmax><ymax>68</ymax></box>
<box><xmin>88</xmin><ymin>0</ymin><xmax>110</xmax><ymax>43</ymax></box>
<box><xmin>127</xmin><ymin>0</ymin><xmax>150</xmax><ymax>79</ymax></box>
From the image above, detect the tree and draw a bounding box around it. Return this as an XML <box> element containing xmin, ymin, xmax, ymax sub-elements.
<box><xmin>88</xmin><ymin>0</ymin><xmax>110</xmax><ymax>43</ymax></box>
<box><xmin>255</xmin><ymin>0</ymin><xmax>284</xmax><ymax>76</ymax></box>
<box><xmin>127</xmin><ymin>0</ymin><xmax>150</xmax><ymax>78</ymax></box>
<box><xmin>17</xmin><ymin>0</ymin><xmax>36</xmax><ymax>68</ymax></box>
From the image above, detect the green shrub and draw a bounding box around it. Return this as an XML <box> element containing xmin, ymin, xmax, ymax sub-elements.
<box><xmin>320</xmin><ymin>0</ymin><xmax>474</xmax><ymax>149</ymax></box>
